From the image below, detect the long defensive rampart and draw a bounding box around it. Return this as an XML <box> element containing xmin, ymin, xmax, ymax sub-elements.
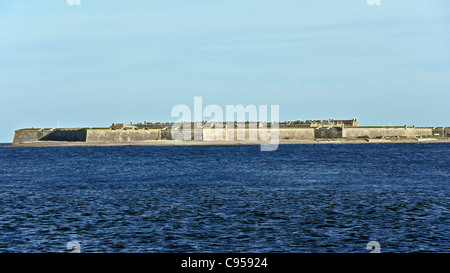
<box><xmin>86</xmin><ymin>130</ymin><xmax>159</xmax><ymax>142</ymax></box>
<box><xmin>344</xmin><ymin>128</ymin><xmax>418</xmax><ymax>138</ymax></box>
<box><xmin>12</xmin><ymin>127</ymin><xmax>437</xmax><ymax>145</ymax></box>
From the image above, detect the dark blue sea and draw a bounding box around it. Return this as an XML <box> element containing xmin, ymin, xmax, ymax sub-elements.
<box><xmin>0</xmin><ymin>143</ymin><xmax>448</xmax><ymax>253</ymax></box>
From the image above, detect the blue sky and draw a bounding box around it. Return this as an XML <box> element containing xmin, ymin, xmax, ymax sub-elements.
<box><xmin>1</xmin><ymin>0</ymin><xmax>449</xmax><ymax>142</ymax></box>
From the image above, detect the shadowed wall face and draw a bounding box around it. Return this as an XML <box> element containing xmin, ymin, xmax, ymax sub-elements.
<box><xmin>40</xmin><ymin>130</ymin><xmax>87</xmax><ymax>141</ymax></box>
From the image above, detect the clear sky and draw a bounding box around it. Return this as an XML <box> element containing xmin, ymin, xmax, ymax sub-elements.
<box><xmin>1</xmin><ymin>0</ymin><xmax>449</xmax><ymax>142</ymax></box>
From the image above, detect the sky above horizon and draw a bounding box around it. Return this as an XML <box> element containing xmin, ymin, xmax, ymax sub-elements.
<box><xmin>1</xmin><ymin>0</ymin><xmax>449</xmax><ymax>142</ymax></box>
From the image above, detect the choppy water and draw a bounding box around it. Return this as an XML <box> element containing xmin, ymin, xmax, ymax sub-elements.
<box><xmin>0</xmin><ymin>143</ymin><xmax>448</xmax><ymax>253</ymax></box>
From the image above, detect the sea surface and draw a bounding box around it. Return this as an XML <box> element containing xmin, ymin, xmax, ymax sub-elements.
<box><xmin>0</xmin><ymin>143</ymin><xmax>448</xmax><ymax>253</ymax></box>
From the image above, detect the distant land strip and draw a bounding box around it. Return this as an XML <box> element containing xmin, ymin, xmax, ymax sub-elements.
<box><xmin>10</xmin><ymin>122</ymin><xmax>449</xmax><ymax>147</ymax></box>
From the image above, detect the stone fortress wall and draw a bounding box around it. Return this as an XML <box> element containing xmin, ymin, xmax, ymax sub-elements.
<box><xmin>13</xmin><ymin>126</ymin><xmax>444</xmax><ymax>145</ymax></box>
